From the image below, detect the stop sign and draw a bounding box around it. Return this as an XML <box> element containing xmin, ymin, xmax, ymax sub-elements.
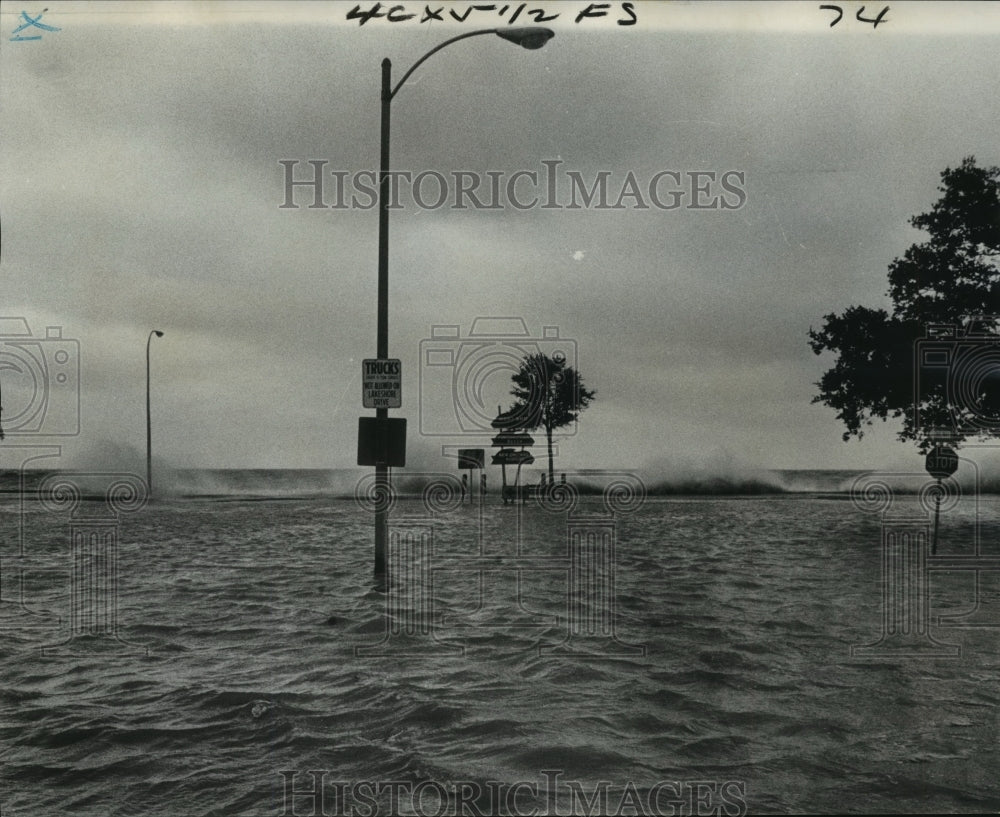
<box><xmin>925</xmin><ymin>445</ymin><xmax>959</xmax><ymax>480</ymax></box>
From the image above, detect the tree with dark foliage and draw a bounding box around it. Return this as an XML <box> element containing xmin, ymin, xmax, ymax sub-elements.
<box><xmin>507</xmin><ymin>353</ymin><xmax>595</xmax><ymax>480</ymax></box>
<box><xmin>809</xmin><ymin>157</ymin><xmax>1000</xmax><ymax>452</ymax></box>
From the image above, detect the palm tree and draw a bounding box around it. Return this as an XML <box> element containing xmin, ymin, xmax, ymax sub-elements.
<box><xmin>507</xmin><ymin>353</ymin><xmax>595</xmax><ymax>481</ymax></box>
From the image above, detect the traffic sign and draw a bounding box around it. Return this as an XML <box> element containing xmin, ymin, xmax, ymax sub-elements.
<box><xmin>925</xmin><ymin>445</ymin><xmax>959</xmax><ymax>480</ymax></box>
<box><xmin>458</xmin><ymin>449</ymin><xmax>485</xmax><ymax>469</ymax></box>
<box><xmin>491</xmin><ymin>449</ymin><xmax>535</xmax><ymax>466</ymax></box>
<box><xmin>491</xmin><ymin>432</ymin><xmax>534</xmax><ymax>447</ymax></box>
<box><xmin>362</xmin><ymin>358</ymin><xmax>401</xmax><ymax>408</ymax></box>
<box><xmin>357</xmin><ymin>417</ymin><xmax>406</xmax><ymax>466</ymax></box>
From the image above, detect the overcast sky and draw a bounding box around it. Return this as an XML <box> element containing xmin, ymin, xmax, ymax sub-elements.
<box><xmin>3</xmin><ymin>1</ymin><xmax>999</xmax><ymax>473</ymax></box>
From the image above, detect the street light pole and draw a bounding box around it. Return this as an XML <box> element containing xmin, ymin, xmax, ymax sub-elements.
<box><xmin>146</xmin><ymin>329</ymin><xmax>164</xmax><ymax>497</ymax></box>
<box><xmin>374</xmin><ymin>56</ymin><xmax>391</xmax><ymax>579</ymax></box>
<box><xmin>372</xmin><ymin>27</ymin><xmax>555</xmax><ymax>582</ymax></box>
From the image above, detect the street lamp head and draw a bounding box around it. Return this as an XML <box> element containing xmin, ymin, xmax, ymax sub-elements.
<box><xmin>496</xmin><ymin>27</ymin><xmax>555</xmax><ymax>50</ymax></box>
<box><xmin>154</xmin><ymin>330</ymin><xmax>164</xmax><ymax>338</ymax></box>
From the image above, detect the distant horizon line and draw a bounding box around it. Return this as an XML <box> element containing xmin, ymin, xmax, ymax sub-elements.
<box><xmin>6</xmin><ymin>465</ymin><xmax>880</xmax><ymax>474</ymax></box>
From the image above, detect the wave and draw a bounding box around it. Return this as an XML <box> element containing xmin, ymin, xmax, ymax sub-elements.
<box><xmin>160</xmin><ymin>468</ymin><xmax>362</xmax><ymax>499</ymax></box>
<box><xmin>3</xmin><ymin>466</ymin><xmax>1000</xmax><ymax>499</ymax></box>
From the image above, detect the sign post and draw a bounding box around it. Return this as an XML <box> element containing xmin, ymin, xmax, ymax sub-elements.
<box><xmin>359</xmin><ymin>358</ymin><xmax>402</xmax><ymax>584</ymax></box>
<box><xmin>925</xmin><ymin>445</ymin><xmax>959</xmax><ymax>555</ymax></box>
<box><xmin>457</xmin><ymin>448</ymin><xmax>485</xmax><ymax>503</ymax></box>
<box><xmin>357</xmin><ymin>417</ymin><xmax>406</xmax><ymax>467</ymax></box>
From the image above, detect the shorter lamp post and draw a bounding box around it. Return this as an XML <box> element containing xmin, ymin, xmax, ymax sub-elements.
<box><xmin>146</xmin><ymin>330</ymin><xmax>164</xmax><ymax>496</ymax></box>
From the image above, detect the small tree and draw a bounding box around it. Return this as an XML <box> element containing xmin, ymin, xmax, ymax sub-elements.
<box><xmin>507</xmin><ymin>353</ymin><xmax>595</xmax><ymax>481</ymax></box>
<box><xmin>809</xmin><ymin>157</ymin><xmax>1000</xmax><ymax>451</ymax></box>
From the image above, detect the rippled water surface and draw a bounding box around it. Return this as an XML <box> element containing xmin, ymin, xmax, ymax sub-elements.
<box><xmin>2</xmin><ymin>471</ymin><xmax>999</xmax><ymax>815</ymax></box>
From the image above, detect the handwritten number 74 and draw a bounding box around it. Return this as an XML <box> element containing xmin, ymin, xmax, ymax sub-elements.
<box><xmin>820</xmin><ymin>5</ymin><xmax>889</xmax><ymax>28</ymax></box>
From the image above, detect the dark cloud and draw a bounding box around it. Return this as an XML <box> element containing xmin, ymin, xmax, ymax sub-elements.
<box><xmin>3</xmin><ymin>3</ymin><xmax>999</xmax><ymax>470</ymax></box>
